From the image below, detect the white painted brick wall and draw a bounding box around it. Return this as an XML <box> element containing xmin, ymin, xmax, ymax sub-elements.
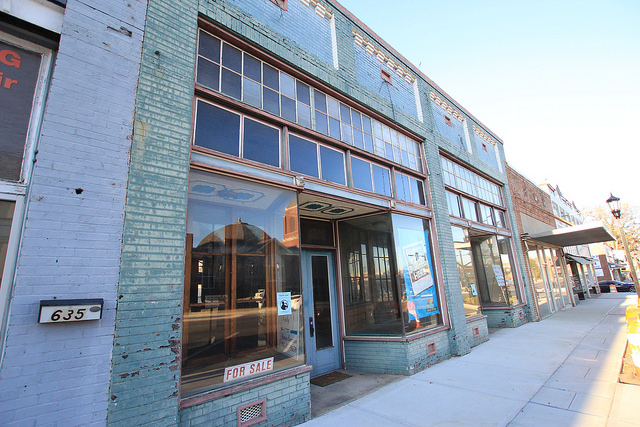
<box><xmin>0</xmin><ymin>1</ymin><xmax>147</xmax><ymax>425</ymax></box>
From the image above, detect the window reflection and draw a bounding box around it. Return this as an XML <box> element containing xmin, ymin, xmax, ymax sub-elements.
<box><xmin>183</xmin><ymin>171</ymin><xmax>303</xmax><ymax>396</ymax></box>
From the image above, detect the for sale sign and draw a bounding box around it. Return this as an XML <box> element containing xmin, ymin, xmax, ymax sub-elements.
<box><xmin>223</xmin><ymin>357</ymin><xmax>274</xmax><ymax>383</ymax></box>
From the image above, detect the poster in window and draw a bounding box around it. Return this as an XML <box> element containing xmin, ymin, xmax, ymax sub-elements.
<box><xmin>1</xmin><ymin>40</ymin><xmax>43</xmax><ymax>181</ymax></box>
<box><xmin>277</xmin><ymin>294</ymin><xmax>301</xmax><ymax>358</ymax></box>
<box><xmin>398</xmin><ymin>228</ymin><xmax>439</xmax><ymax>321</ymax></box>
<box><xmin>492</xmin><ymin>265</ymin><xmax>506</xmax><ymax>287</ymax></box>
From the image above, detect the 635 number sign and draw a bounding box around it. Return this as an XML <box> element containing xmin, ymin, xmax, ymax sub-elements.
<box><xmin>39</xmin><ymin>299</ymin><xmax>103</xmax><ymax>323</ymax></box>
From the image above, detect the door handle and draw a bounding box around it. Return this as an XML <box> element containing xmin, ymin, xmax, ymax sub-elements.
<box><xmin>309</xmin><ymin>317</ymin><xmax>314</xmax><ymax>337</ymax></box>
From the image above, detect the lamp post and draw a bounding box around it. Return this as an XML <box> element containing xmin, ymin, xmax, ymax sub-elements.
<box><xmin>606</xmin><ymin>193</ymin><xmax>640</xmax><ymax>296</ymax></box>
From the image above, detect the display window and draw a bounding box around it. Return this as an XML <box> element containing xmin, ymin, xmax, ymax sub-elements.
<box><xmin>451</xmin><ymin>226</ymin><xmax>481</xmax><ymax>316</ymax></box>
<box><xmin>182</xmin><ymin>170</ymin><xmax>304</xmax><ymax>396</ymax></box>
<box><xmin>339</xmin><ymin>213</ymin><xmax>441</xmax><ymax>336</ymax></box>
<box><xmin>470</xmin><ymin>235</ymin><xmax>520</xmax><ymax>307</ymax></box>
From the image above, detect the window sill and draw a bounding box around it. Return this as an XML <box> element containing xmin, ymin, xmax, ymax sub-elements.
<box><xmin>179</xmin><ymin>364</ymin><xmax>312</xmax><ymax>409</ymax></box>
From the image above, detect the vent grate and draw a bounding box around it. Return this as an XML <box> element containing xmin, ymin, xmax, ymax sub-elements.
<box><xmin>238</xmin><ymin>399</ymin><xmax>266</xmax><ymax>427</ymax></box>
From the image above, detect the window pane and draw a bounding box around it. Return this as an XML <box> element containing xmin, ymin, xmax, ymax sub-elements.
<box><xmin>339</xmin><ymin>214</ymin><xmax>402</xmax><ymax>336</ymax></box>
<box><xmin>363</xmin><ymin>133</ymin><xmax>374</xmax><ymax>152</ymax></box>
<box><xmin>339</xmin><ymin>103</ymin><xmax>351</xmax><ymax>124</ymax></box>
<box><xmin>263</xmin><ymin>63</ymin><xmax>279</xmax><ymax>90</ymax></box>
<box><xmin>362</xmin><ymin>115</ymin><xmax>372</xmax><ymax>134</ymax></box>
<box><xmin>350</xmin><ymin>157</ymin><xmax>372</xmax><ymax>192</ymax></box>
<box><xmin>340</xmin><ymin>122</ymin><xmax>352</xmax><ymax>144</ymax></box>
<box><xmin>352</xmin><ymin>110</ymin><xmax>362</xmax><ymax>129</ymax></box>
<box><xmin>198</xmin><ymin>31</ymin><xmax>221</xmax><ymax>62</ymax></box>
<box><xmin>479</xmin><ymin>204</ymin><xmax>494</xmax><ymax>225</ymax></box>
<box><xmin>471</xmin><ymin>236</ymin><xmax>508</xmax><ymax>306</ymax></box>
<box><xmin>263</xmin><ymin>87</ymin><xmax>280</xmax><ymax>116</ymax></box>
<box><xmin>220</xmin><ymin>68</ymin><xmax>241</xmax><ymax>100</ymax></box>
<box><xmin>315</xmin><ymin>111</ymin><xmax>328</xmax><ymax>135</ymax></box>
<box><xmin>461</xmin><ymin>198</ymin><xmax>478</xmax><ymax>222</ymax></box>
<box><xmin>243</xmin><ymin>54</ymin><xmax>261</xmax><ymax>82</ymax></box>
<box><xmin>314</xmin><ymin>90</ymin><xmax>327</xmax><ymax>113</ymax></box>
<box><xmin>194</xmin><ymin>101</ymin><xmax>240</xmax><ymax>156</ymax></box>
<box><xmin>328</xmin><ymin>117</ymin><xmax>341</xmax><ymax>139</ymax></box>
<box><xmin>297</xmin><ymin>102</ymin><xmax>311</xmax><ymax>128</ymax></box>
<box><xmin>281</xmin><ymin>96</ymin><xmax>296</xmax><ymax>122</ymax></box>
<box><xmin>498</xmin><ymin>237</ymin><xmax>519</xmax><ymax>305</ymax></box>
<box><xmin>296</xmin><ymin>81</ymin><xmax>310</xmax><ymax>105</ymax></box>
<box><xmin>395</xmin><ymin>172</ymin><xmax>410</xmax><ymax>202</ymax></box>
<box><xmin>197</xmin><ymin>57</ymin><xmax>220</xmax><ymax>90</ymax></box>
<box><xmin>410</xmin><ymin>178</ymin><xmax>426</xmax><ymax>205</ymax></box>
<box><xmin>1</xmin><ymin>41</ymin><xmax>41</xmax><ymax>181</ymax></box>
<box><xmin>243</xmin><ymin>118</ymin><xmax>280</xmax><ymax>167</ymax></box>
<box><xmin>446</xmin><ymin>191</ymin><xmax>461</xmax><ymax>217</ymax></box>
<box><xmin>327</xmin><ymin>97</ymin><xmax>339</xmax><ymax>118</ymax></box>
<box><xmin>319</xmin><ymin>146</ymin><xmax>345</xmax><ymax>185</ymax></box>
<box><xmin>280</xmin><ymin>73</ymin><xmax>296</xmax><ymax>98</ymax></box>
<box><xmin>289</xmin><ymin>135</ymin><xmax>318</xmax><ymax>177</ymax></box>
<box><xmin>372</xmin><ymin>164</ymin><xmax>392</xmax><ymax>197</ymax></box>
<box><xmin>242</xmin><ymin>77</ymin><xmax>261</xmax><ymax>108</ymax></box>
<box><xmin>221</xmin><ymin>43</ymin><xmax>242</xmax><ymax>72</ymax></box>
<box><xmin>352</xmin><ymin>128</ymin><xmax>364</xmax><ymax>149</ymax></box>
<box><xmin>300</xmin><ymin>218</ymin><xmax>334</xmax><ymax>246</ymax></box>
<box><xmin>183</xmin><ymin>171</ymin><xmax>303</xmax><ymax>395</ymax></box>
<box><xmin>0</xmin><ymin>201</ymin><xmax>15</xmax><ymax>285</ymax></box>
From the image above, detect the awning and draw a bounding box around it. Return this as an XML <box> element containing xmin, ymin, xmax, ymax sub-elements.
<box><xmin>527</xmin><ymin>222</ymin><xmax>615</xmax><ymax>247</ymax></box>
<box><xmin>566</xmin><ymin>254</ymin><xmax>594</xmax><ymax>265</ymax></box>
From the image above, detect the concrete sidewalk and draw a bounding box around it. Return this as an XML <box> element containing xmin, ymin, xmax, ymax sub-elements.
<box><xmin>303</xmin><ymin>293</ymin><xmax>639</xmax><ymax>427</ymax></box>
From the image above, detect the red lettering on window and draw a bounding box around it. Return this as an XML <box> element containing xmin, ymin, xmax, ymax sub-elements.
<box><xmin>0</xmin><ymin>50</ymin><xmax>21</xmax><ymax>68</ymax></box>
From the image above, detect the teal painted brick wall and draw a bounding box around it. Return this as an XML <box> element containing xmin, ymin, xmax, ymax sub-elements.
<box><xmin>344</xmin><ymin>340</ymin><xmax>409</xmax><ymax>375</ymax></box>
<box><xmin>107</xmin><ymin>0</ymin><xmax>199</xmax><ymax>425</ymax></box>
<box><xmin>179</xmin><ymin>373</ymin><xmax>311</xmax><ymax>426</ymax></box>
<box><xmin>467</xmin><ymin>318</ymin><xmax>490</xmax><ymax>347</ymax></box>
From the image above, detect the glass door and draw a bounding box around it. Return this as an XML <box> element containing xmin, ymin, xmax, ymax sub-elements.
<box><xmin>302</xmin><ymin>250</ymin><xmax>340</xmax><ymax>377</ymax></box>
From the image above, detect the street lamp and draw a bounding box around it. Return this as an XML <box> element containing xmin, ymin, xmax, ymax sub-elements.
<box><xmin>606</xmin><ymin>193</ymin><xmax>640</xmax><ymax>296</ymax></box>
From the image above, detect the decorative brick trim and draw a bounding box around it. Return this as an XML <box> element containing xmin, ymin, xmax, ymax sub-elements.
<box><xmin>353</xmin><ymin>29</ymin><xmax>416</xmax><ymax>84</ymax></box>
<box><xmin>299</xmin><ymin>0</ymin><xmax>333</xmax><ymax>20</ymax></box>
<box><xmin>429</xmin><ymin>91</ymin><xmax>465</xmax><ymax>123</ymax></box>
<box><xmin>473</xmin><ymin>124</ymin><xmax>497</xmax><ymax>147</ymax></box>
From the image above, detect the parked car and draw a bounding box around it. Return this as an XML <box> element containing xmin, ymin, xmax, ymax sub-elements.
<box><xmin>598</xmin><ymin>280</ymin><xmax>636</xmax><ymax>293</ymax></box>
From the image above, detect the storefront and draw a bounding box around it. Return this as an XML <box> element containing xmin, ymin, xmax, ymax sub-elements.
<box><xmin>179</xmin><ymin>22</ymin><xmax>452</xmax><ymax>405</ymax></box>
<box><xmin>444</xmin><ymin>157</ymin><xmax>526</xmax><ymax>328</ymax></box>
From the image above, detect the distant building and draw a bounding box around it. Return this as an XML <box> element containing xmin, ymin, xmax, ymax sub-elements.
<box><xmin>507</xmin><ymin>167</ymin><xmax>614</xmax><ymax>319</ymax></box>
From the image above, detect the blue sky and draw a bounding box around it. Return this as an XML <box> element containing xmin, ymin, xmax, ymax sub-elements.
<box><xmin>335</xmin><ymin>0</ymin><xmax>640</xmax><ymax>212</ymax></box>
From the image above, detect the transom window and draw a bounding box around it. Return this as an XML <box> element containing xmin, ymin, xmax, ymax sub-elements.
<box><xmin>440</xmin><ymin>156</ymin><xmax>503</xmax><ymax>206</ymax></box>
<box><xmin>196</xmin><ymin>29</ymin><xmax>423</xmax><ymax>174</ymax></box>
<box><xmin>193</xmin><ymin>100</ymin><xmax>427</xmax><ymax>205</ymax></box>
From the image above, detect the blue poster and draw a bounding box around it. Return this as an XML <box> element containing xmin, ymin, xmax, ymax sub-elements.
<box><xmin>398</xmin><ymin>229</ymin><xmax>439</xmax><ymax>323</ymax></box>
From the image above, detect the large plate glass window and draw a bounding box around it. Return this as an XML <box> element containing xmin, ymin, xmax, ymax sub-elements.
<box><xmin>451</xmin><ymin>226</ymin><xmax>480</xmax><ymax>316</ymax></box>
<box><xmin>183</xmin><ymin>170</ymin><xmax>303</xmax><ymax>395</ymax></box>
<box><xmin>470</xmin><ymin>235</ymin><xmax>520</xmax><ymax>307</ymax></box>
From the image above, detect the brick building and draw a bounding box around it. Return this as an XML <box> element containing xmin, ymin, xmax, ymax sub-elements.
<box><xmin>507</xmin><ymin>165</ymin><xmax>614</xmax><ymax>320</ymax></box>
<box><xmin>1</xmin><ymin>1</ymin><xmax>538</xmax><ymax>425</ymax></box>
<box><xmin>0</xmin><ymin>0</ymin><xmax>146</xmax><ymax>424</ymax></box>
